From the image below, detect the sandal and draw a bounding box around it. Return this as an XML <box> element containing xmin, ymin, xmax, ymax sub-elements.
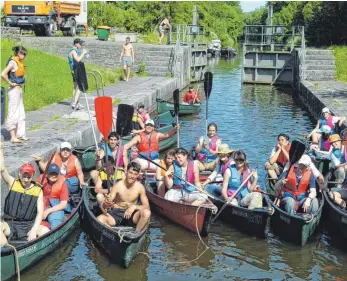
<box><xmin>339</xmin><ymin>199</ymin><xmax>346</xmax><ymax>209</ymax></box>
<box><xmin>10</xmin><ymin>139</ymin><xmax>23</xmax><ymax>144</ymax></box>
<box><xmin>18</xmin><ymin>136</ymin><xmax>30</xmax><ymax>141</ymax></box>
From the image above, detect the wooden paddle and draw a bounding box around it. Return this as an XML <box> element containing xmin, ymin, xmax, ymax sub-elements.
<box><xmin>192</xmin><ymin>71</ymin><xmax>203</xmax><ymax>104</ymax></box>
<box><xmin>113</xmin><ymin>104</ymin><xmax>134</xmax><ymax>184</ymax></box>
<box><xmin>95</xmin><ymin>96</ymin><xmax>113</xmax><ymax>192</ymax></box>
<box><xmin>274</xmin><ymin>140</ymin><xmax>306</xmax><ymax>205</ymax></box>
<box><xmin>173</xmin><ymin>89</ymin><xmax>180</xmax><ymax>147</ymax></box>
<box><xmin>203</xmin><ymin>72</ymin><xmax>213</xmax><ymax>138</ymax></box>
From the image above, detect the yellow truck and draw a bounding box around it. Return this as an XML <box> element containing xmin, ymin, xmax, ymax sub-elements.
<box><xmin>3</xmin><ymin>1</ymin><xmax>88</xmax><ymax>36</ymax></box>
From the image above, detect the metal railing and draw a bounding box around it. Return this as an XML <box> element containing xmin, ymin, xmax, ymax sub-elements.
<box><xmin>168</xmin><ymin>24</ymin><xmax>207</xmax><ymax>47</ymax></box>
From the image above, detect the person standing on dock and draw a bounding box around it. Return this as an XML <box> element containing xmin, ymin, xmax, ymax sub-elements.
<box><xmin>1</xmin><ymin>46</ymin><xmax>29</xmax><ymax>144</ymax></box>
<box><xmin>158</xmin><ymin>16</ymin><xmax>171</xmax><ymax>44</ymax></box>
<box><xmin>120</xmin><ymin>37</ymin><xmax>135</xmax><ymax>82</ymax></box>
<box><xmin>68</xmin><ymin>38</ymin><xmax>88</xmax><ymax>110</ymax></box>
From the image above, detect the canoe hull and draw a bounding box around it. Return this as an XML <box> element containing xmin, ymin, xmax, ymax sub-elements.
<box><xmin>156</xmin><ymin>99</ymin><xmax>201</xmax><ymax>115</ymax></box>
<box><xmin>213</xmin><ymin>198</ymin><xmax>272</xmax><ymax>238</ymax></box>
<box><xmin>1</xmin><ymin>200</ymin><xmax>82</xmax><ymax>281</ymax></box>
<box><xmin>265</xmin><ymin>195</ymin><xmax>324</xmax><ymax>246</ymax></box>
<box><xmin>146</xmin><ymin>182</ymin><xmax>213</xmax><ymax>237</ymax></box>
<box><xmin>81</xmin><ymin>189</ymin><xmax>148</xmax><ymax>268</ymax></box>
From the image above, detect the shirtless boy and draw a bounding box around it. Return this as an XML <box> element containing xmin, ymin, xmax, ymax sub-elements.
<box><xmin>120</xmin><ymin>37</ymin><xmax>135</xmax><ymax>82</ymax></box>
<box><xmin>97</xmin><ymin>162</ymin><xmax>151</xmax><ymax>232</ymax></box>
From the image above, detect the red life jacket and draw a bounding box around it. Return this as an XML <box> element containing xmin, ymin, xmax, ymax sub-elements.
<box><xmin>277</xmin><ymin>144</ymin><xmax>291</xmax><ymax>166</ymax></box>
<box><xmin>40</xmin><ymin>175</ymin><xmax>66</xmax><ymax>208</ymax></box>
<box><xmin>283</xmin><ymin>166</ymin><xmax>311</xmax><ymax>198</ymax></box>
<box><xmin>52</xmin><ymin>152</ymin><xmax>78</xmax><ymax>178</ymax></box>
<box><xmin>138</xmin><ymin>132</ymin><xmax>159</xmax><ymax>153</ymax></box>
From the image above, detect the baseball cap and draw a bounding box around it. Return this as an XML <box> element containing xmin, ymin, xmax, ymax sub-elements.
<box><xmin>298</xmin><ymin>155</ymin><xmax>311</xmax><ymax>167</ymax></box>
<box><xmin>47</xmin><ymin>164</ymin><xmax>60</xmax><ymax>175</ymax></box>
<box><xmin>317</xmin><ymin>125</ymin><xmax>331</xmax><ymax>134</ymax></box>
<box><xmin>145</xmin><ymin>119</ymin><xmax>155</xmax><ymax>126</ymax></box>
<box><xmin>20</xmin><ymin>163</ymin><xmax>35</xmax><ymax>177</ymax></box>
<box><xmin>73</xmin><ymin>38</ymin><xmax>85</xmax><ymax>45</ymax></box>
<box><xmin>60</xmin><ymin>141</ymin><xmax>72</xmax><ymax>150</ymax></box>
<box><xmin>321</xmin><ymin>107</ymin><xmax>330</xmax><ymax>114</ymax></box>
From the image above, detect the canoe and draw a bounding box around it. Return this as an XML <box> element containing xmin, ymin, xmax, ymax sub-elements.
<box><xmin>80</xmin><ymin>187</ymin><xmax>148</xmax><ymax>268</ymax></box>
<box><xmin>211</xmin><ymin>194</ymin><xmax>273</xmax><ymax>238</ymax></box>
<box><xmin>156</xmin><ymin>98</ymin><xmax>201</xmax><ymax>115</ymax></box>
<box><xmin>264</xmin><ymin>194</ymin><xmax>324</xmax><ymax>246</ymax></box>
<box><xmin>1</xmin><ymin>194</ymin><xmax>82</xmax><ymax>281</ymax></box>
<box><xmin>154</xmin><ymin>110</ymin><xmax>175</xmax><ymax>125</ymax></box>
<box><xmin>145</xmin><ymin>180</ymin><xmax>216</xmax><ymax>237</ymax></box>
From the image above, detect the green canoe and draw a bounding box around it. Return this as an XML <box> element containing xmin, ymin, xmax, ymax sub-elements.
<box><xmin>156</xmin><ymin>98</ymin><xmax>201</xmax><ymax>115</ymax></box>
<box><xmin>1</xmin><ymin>196</ymin><xmax>82</xmax><ymax>281</ymax></box>
<box><xmin>155</xmin><ymin>110</ymin><xmax>175</xmax><ymax>124</ymax></box>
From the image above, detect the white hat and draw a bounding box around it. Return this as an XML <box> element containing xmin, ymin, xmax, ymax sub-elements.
<box><xmin>145</xmin><ymin>119</ymin><xmax>155</xmax><ymax>126</ymax></box>
<box><xmin>298</xmin><ymin>154</ymin><xmax>311</xmax><ymax>167</ymax></box>
<box><xmin>321</xmin><ymin>107</ymin><xmax>330</xmax><ymax>114</ymax></box>
<box><xmin>60</xmin><ymin>141</ymin><xmax>72</xmax><ymax>150</ymax></box>
<box><xmin>317</xmin><ymin>125</ymin><xmax>331</xmax><ymax>134</ymax></box>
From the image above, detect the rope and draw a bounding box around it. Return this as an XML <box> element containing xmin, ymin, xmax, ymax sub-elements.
<box><xmin>117</xmin><ymin>229</ymin><xmax>132</xmax><ymax>244</ymax></box>
<box><xmin>6</xmin><ymin>243</ymin><xmax>20</xmax><ymax>281</ymax></box>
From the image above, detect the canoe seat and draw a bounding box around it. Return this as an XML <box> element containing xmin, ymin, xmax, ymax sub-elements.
<box><xmin>6</xmin><ymin>239</ymin><xmax>27</xmax><ymax>247</ymax></box>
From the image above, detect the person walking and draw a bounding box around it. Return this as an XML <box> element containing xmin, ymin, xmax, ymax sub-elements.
<box><xmin>120</xmin><ymin>37</ymin><xmax>135</xmax><ymax>82</ymax></box>
<box><xmin>158</xmin><ymin>16</ymin><xmax>171</xmax><ymax>44</ymax></box>
<box><xmin>1</xmin><ymin>46</ymin><xmax>29</xmax><ymax>144</ymax></box>
<box><xmin>68</xmin><ymin>38</ymin><xmax>88</xmax><ymax>110</ymax></box>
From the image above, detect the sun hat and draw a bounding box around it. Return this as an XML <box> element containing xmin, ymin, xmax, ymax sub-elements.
<box><xmin>217</xmin><ymin>144</ymin><xmax>234</xmax><ymax>154</ymax></box>
<box><xmin>328</xmin><ymin>134</ymin><xmax>342</xmax><ymax>144</ymax></box>
<box><xmin>321</xmin><ymin>107</ymin><xmax>330</xmax><ymax>114</ymax></box>
<box><xmin>298</xmin><ymin>154</ymin><xmax>311</xmax><ymax>167</ymax></box>
<box><xmin>317</xmin><ymin>125</ymin><xmax>331</xmax><ymax>134</ymax></box>
<box><xmin>60</xmin><ymin>141</ymin><xmax>72</xmax><ymax>150</ymax></box>
<box><xmin>47</xmin><ymin>164</ymin><xmax>60</xmax><ymax>175</ymax></box>
<box><xmin>20</xmin><ymin>163</ymin><xmax>35</xmax><ymax>176</ymax></box>
<box><xmin>145</xmin><ymin>119</ymin><xmax>155</xmax><ymax>126</ymax></box>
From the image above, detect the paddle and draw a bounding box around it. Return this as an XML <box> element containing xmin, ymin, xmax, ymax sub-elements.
<box><xmin>173</xmin><ymin>89</ymin><xmax>180</xmax><ymax>147</ymax></box>
<box><xmin>113</xmin><ymin>104</ymin><xmax>134</xmax><ymax>184</ymax></box>
<box><xmin>139</xmin><ymin>154</ymin><xmax>215</xmax><ymax>200</ymax></box>
<box><xmin>95</xmin><ymin>96</ymin><xmax>113</xmax><ymax>191</ymax></box>
<box><xmin>274</xmin><ymin>140</ymin><xmax>306</xmax><ymax>205</ymax></box>
<box><xmin>203</xmin><ymin>72</ymin><xmax>213</xmax><ymax>138</ymax></box>
<box><xmin>39</xmin><ymin>152</ymin><xmax>55</xmax><ymax>185</ymax></box>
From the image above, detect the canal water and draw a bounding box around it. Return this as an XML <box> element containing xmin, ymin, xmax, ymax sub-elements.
<box><xmin>20</xmin><ymin>57</ymin><xmax>347</xmax><ymax>281</ymax></box>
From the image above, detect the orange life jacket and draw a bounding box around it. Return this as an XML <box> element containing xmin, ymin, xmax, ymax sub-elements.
<box><xmin>41</xmin><ymin>175</ymin><xmax>66</xmax><ymax>208</ymax></box>
<box><xmin>283</xmin><ymin>166</ymin><xmax>311</xmax><ymax>197</ymax></box>
<box><xmin>52</xmin><ymin>152</ymin><xmax>78</xmax><ymax>178</ymax></box>
<box><xmin>277</xmin><ymin>144</ymin><xmax>291</xmax><ymax>166</ymax></box>
<box><xmin>159</xmin><ymin>159</ymin><xmax>167</xmax><ymax>176</ymax></box>
<box><xmin>138</xmin><ymin>132</ymin><xmax>159</xmax><ymax>153</ymax></box>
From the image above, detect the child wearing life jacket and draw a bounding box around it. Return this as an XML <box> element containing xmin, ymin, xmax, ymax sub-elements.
<box><xmin>329</xmin><ymin>134</ymin><xmax>347</xmax><ymax>188</ymax></box>
<box><xmin>1</xmin><ymin>46</ymin><xmax>28</xmax><ymax>144</ymax></box>
<box><xmin>156</xmin><ymin>149</ymin><xmax>176</xmax><ymax>197</ymax></box>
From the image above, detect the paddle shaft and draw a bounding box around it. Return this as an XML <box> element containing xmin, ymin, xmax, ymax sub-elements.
<box><xmin>176</xmin><ymin>114</ymin><xmax>180</xmax><ymax>147</ymax></box>
<box><xmin>113</xmin><ymin>138</ymin><xmax>123</xmax><ymax>185</ymax></box>
<box><xmin>39</xmin><ymin>152</ymin><xmax>55</xmax><ymax>185</ymax></box>
<box><xmin>84</xmin><ymin>92</ymin><xmax>99</xmax><ymax>150</ymax></box>
<box><xmin>139</xmin><ymin>154</ymin><xmax>215</xmax><ymax>200</ymax></box>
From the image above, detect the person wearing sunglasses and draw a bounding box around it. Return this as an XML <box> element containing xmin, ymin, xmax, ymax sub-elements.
<box><xmin>274</xmin><ymin>155</ymin><xmax>319</xmax><ymax>216</ymax></box>
<box><xmin>32</xmin><ymin>141</ymin><xmax>87</xmax><ymax>194</ymax></box>
<box><xmin>0</xmin><ymin>144</ymin><xmax>47</xmax><ymax>246</ymax></box>
<box><xmin>1</xmin><ymin>46</ymin><xmax>29</xmax><ymax>144</ymax></box>
<box><xmin>38</xmin><ymin>164</ymin><xmax>69</xmax><ymax>230</ymax></box>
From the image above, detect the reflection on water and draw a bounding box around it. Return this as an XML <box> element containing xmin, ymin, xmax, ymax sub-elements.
<box><xmin>20</xmin><ymin>57</ymin><xmax>346</xmax><ymax>281</ymax></box>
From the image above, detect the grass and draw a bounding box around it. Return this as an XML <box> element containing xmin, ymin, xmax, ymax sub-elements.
<box><xmin>139</xmin><ymin>32</ymin><xmax>168</xmax><ymax>45</ymax></box>
<box><xmin>28</xmin><ymin>124</ymin><xmax>41</xmax><ymax>131</ymax></box>
<box><xmin>112</xmin><ymin>98</ymin><xmax>121</xmax><ymax>106</ymax></box>
<box><xmin>328</xmin><ymin>45</ymin><xmax>347</xmax><ymax>83</ymax></box>
<box><xmin>1</xmin><ymin>39</ymin><xmax>124</xmax><ymax>112</ymax></box>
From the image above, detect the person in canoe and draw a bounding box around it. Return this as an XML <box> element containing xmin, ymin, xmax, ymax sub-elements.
<box><xmin>92</xmin><ymin>132</ymin><xmax>125</xmax><ymax>182</ymax></box>
<box><xmin>97</xmin><ymin>162</ymin><xmax>151</xmax><ymax>232</ymax></box>
<box><xmin>307</xmin><ymin>107</ymin><xmax>345</xmax><ymax>144</ymax></box>
<box><xmin>131</xmin><ymin>105</ymin><xmax>145</xmax><ymax>134</ymax></box>
<box><xmin>328</xmin><ymin>186</ymin><xmax>347</xmax><ymax>209</ymax></box>
<box><xmin>328</xmin><ymin>134</ymin><xmax>347</xmax><ymax>188</ymax></box>
<box><xmin>156</xmin><ymin>149</ymin><xmax>176</xmax><ymax>197</ymax></box>
<box><xmin>123</xmin><ymin>119</ymin><xmax>179</xmax><ymax>170</ymax></box>
<box><xmin>309</xmin><ymin>125</ymin><xmax>332</xmax><ymax>153</ymax></box>
<box><xmin>213</xmin><ymin>150</ymin><xmax>262</xmax><ymax>209</ymax></box>
<box><xmin>274</xmin><ymin>155</ymin><xmax>319</xmax><ymax>216</ymax></box>
<box><xmin>195</xmin><ymin>122</ymin><xmax>221</xmax><ymax>171</ymax></box>
<box><xmin>182</xmin><ymin>86</ymin><xmax>201</xmax><ymax>104</ymax></box>
<box><xmin>137</xmin><ymin>103</ymin><xmax>151</xmax><ymax>123</ymax></box>
<box><xmin>265</xmin><ymin>134</ymin><xmax>291</xmax><ymax>183</ymax></box>
<box><xmin>164</xmin><ymin>148</ymin><xmax>209</xmax><ymax>206</ymax></box>
<box><xmin>0</xmin><ymin>145</ymin><xmax>47</xmax><ymax>245</ymax></box>
<box><xmin>32</xmin><ymin>141</ymin><xmax>87</xmax><ymax>194</ymax></box>
<box><xmin>39</xmin><ymin>164</ymin><xmax>70</xmax><ymax>230</ymax></box>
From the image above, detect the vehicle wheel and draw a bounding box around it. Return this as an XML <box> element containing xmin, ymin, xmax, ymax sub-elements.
<box><xmin>62</xmin><ymin>30</ymin><xmax>68</xmax><ymax>36</ymax></box>
<box><xmin>68</xmin><ymin>19</ymin><xmax>76</xmax><ymax>37</ymax></box>
<box><xmin>34</xmin><ymin>27</ymin><xmax>45</xmax><ymax>36</ymax></box>
<box><xmin>45</xmin><ymin>18</ymin><xmax>57</xmax><ymax>37</ymax></box>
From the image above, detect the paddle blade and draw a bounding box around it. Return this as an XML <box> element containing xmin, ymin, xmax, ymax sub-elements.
<box><xmin>173</xmin><ymin>89</ymin><xmax>179</xmax><ymax>115</ymax></box>
<box><xmin>116</xmin><ymin>104</ymin><xmax>134</xmax><ymax>137</ymax></box>
<box><xmin>74</xmin><ymin>61</ymin><xmax>88</xmax><ymax>92</ymax></box>
<box><xmin>204</xmin><ymin>72</ymin><xmax>213</xmax><ymax>99</ymax></box>
<box><xmin>94</xmin><ymin>96</ymin><xmax>113</xmax><ymax>140</ymax></box>
<box><xmin>289</xmin><ymin>140</ymin><xmax>306</xmax><ymax>165</ymax></box>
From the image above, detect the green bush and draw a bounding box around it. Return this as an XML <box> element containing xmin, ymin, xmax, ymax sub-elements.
<box><xmin>328</xmin><ymin>45</ymin><xmax>347</xmax><ymax>83</ymax></box>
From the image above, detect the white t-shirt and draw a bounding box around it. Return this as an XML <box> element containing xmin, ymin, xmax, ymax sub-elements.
<box><xmin>283</xmin><ymin>158</ymin><xmax>320</xmax><ymax>178</ymax></box>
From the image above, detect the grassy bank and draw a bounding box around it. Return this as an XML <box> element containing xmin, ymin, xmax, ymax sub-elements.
<box><xmin>328</xmin><ymin>45</ymin><xmax>347</xmax><ymax>83</ymax></box>
<box><xmin>1</xmin><ymin>39</ymin><xmax>124</xmax><ymax>112</ymax></box>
